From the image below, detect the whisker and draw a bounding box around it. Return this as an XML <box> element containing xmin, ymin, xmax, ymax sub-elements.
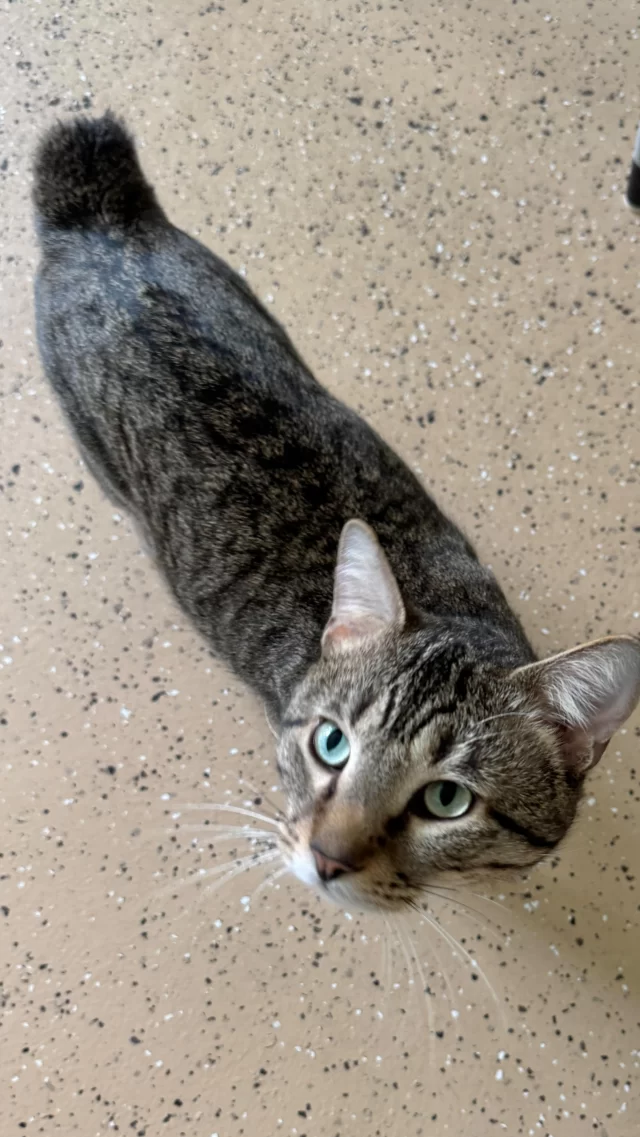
<box><xmin>251</xmin><ymin>864</ymin><xmax>289</xmax><ymax>900</ymax></box>
<box><xmin>395</xmin><ymin>921</ymin><xmax>434</xmax><ymax>1063</ymax></box>
<box><xmin>381</xmin><ymin>916</ymin><xmax>393</xmax><ymax>997</ymax></box>
<box><xmin>201</xmin><ymin>849</ymin><xmax>281</xmax><ymax>901</ymax></box>
<box><xmin>424</xmin><ymin>887</ymin><xmax>502</xmax><ymax>929</ymax></box>
<box><xmin>218</xmin><ymin>769</ymin><xmax>283</xmax><ymax>821</ymax></box>
<box><xmin>157</xmin><ymin>849</ymin><xmax>278</xmax><ymax>898</ymax></box>
<box><xmin>411</xmin><ymin>902</ymin><xmax>506</xmax><ymax>1032</ymax></box>
<box><xmin>413</xmin><ymin>905</ymin><xmax>457</xmax><ymax>1008</ymax></box>
<box><xmin>378</xmin><ymin>929</ymin><xmax>386</xmax><ymax>997</ymax></box>
<box><xmin>235</xmin><ymin>774</ymin><xmax>283</xmax><ymax>819</ymax></box>
<box><xmin>172</xmin><ymin>802</ymin><xmax>283</xmax><ymax>829</ymax></box>
<box><xmin>395</xmin><ymin>918</ymin><xmax>416</xmax><ymax>990</ymax></box>
<box><xmin>402</xmin><ymin>919</ymin><xmax>435</xmax><ymax>1064</ymax></box>
<box><xmin>387</xmin><ymin>918</ymin><xmax>404</xmax><ymax>992</ymax></box>
<box><xmin>160</xmin><ymin>824</ymin><xmax>277</xmax><ymax>841</ymax></box>
<box><xmin>263</xmin><ymin>702</ymin><xmax>280</xmax><ymax>740</ymax></box>
<box><xmin>201</xmin><ymin>852</ymin><xmax>272</xmax><ymax>878</ymax></box>
<box><xmin>468</xmin><ymin>709</ymin><xmax>539</xmax><ymax>730</ymax></box>
<box><xmin>425</xmin><ymin>881</ymin><xmax>512</xmax><ymax>918</ymax></box>
<box><xmin>469</xmin><ymin>890</ymin><xmax>511</xmax><ymax>914</ymax></box>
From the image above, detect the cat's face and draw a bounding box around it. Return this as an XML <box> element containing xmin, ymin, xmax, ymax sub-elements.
<box><xmin>277</xmin><ymin>637</ymin><xmax>577</xmax><ymax>911</ymax></box>
<box><xmin>276</xmin><ymin>522</ymin><xmax>640</xmax><ymax>912</ymax></box>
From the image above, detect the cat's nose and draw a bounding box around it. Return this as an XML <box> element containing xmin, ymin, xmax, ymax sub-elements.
<box><xmin>311</xmin><ymin>844</ymin><xmax>354</xmax><ymax>882</ymax></box>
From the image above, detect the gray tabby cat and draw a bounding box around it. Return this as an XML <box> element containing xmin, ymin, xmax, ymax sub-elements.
<box><xmin>33</xmin><ymin>113</ymin><xmax>640</xmax><ymax>911</ymax></box>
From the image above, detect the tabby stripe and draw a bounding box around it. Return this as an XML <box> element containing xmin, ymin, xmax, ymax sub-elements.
<box><xmin>390</xmin><ymin>653</ymin><xmax>446</xmax><ymax>737</ymax></box>
<box><xmin>488</xmin><ymin>808</ymin><xmax>559</xmax><ymax>850</ymax></box>
<box><xmin>352</xmin><ymin>688</ymin><xmax>378</xmax><ymax>723</ymax></box>
<box><xmin>380</xmin><ymin>684</ymin><xmax>400</xmax><ymax>730</ymax></box>
<box><xmin>485</xmin><ymin>860</ymin><xmax>541</xmax><ymax>872</ymax></box>
<box><xmin>397</xmin><ymin>658</ymin><xmax>473</xmax><ymax>743</ymax></box>
<box><xmin>404</xmin><ymin>701</ymin><xmax>458</xmax><ymax>744</ymax></box>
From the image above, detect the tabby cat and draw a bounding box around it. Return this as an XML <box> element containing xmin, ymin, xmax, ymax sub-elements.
<box><xmin>33</xmin><ymin>113</ymin><xmax>640</xmax><ymax>911</ymax></box>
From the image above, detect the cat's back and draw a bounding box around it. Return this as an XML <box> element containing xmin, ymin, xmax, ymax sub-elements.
<box><xmin>32</xmin><ymin>113</ymin><xmax>535</xmax><ymax>701</ymax></box>
<box><xmin>34</xmin><ymin>131</ymin><xmax>312</xmax><ymax>410</ymax></box>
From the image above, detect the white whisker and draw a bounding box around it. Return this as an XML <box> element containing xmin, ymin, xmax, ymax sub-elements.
<box><xmin>252</xmin><ymin>864</ymin><xmax>288</xmax><ymax>900</ymax></box>
<box><xmin>381</xmin><ymin>916</ymin><xmax>392</xmax><ymax>997</ymax></box>
<box><xmin>424</xmin><ymin>887</ymin><xmax>501</xmax><ymax>930</ymax></box>
<box><xmin>468</xmin><ymin>710</ymin><xmax>539</xmax><ymax>730</ymax></box>
<box><xmin>173</xmin><ymin>802</ymin><xmax>282</xmax><ymax>829</ymax></box>
<box><xmin>386</xmin><ymin>918</ymin><xmax>404</xmax><ymax>992</ymax></box>
<box><xmin>402</xmin><ymin>919</ymin><xmax>435</xmax><ymax>1065</ymax></box>
<box><xmin>162</xmin><ymin>824</ymin><xmax>276</xmax><ymax>841</ymax></box>
<box><xmin>235</xmin><ymin>774</ymin><xmax>283</xmax><ymax>818</ymax></box>
<box><xmin>469</xmin><ymin>890</ymin><xmax>511</xmax><ymax>914</ymax></box>
<box><xmin>416</xmin><ymin>906</ymin><xmax>506</xmax><ymax>1032</ymax></box>
<box><xmin>218</xmin><ymin>769</ymin><xmax>283</xmax><ymax>820</ymax></box>
<box><xmin>263</xmin><ymin>703</ymin><xmax>280</xmax><ymax>740</ymax></box>
<box><xmin>395</xmin><ymin>918</ymin><xmax>416</xmax><ymax>989</ymax></box>
<box><xmin>413</xmin><ymin>905</ymin><xmax>457</xmax><ymax>1008</ymax></box>
<box><xmin>200</xmin><ymin>849</ymin><xmax>281</xmax><ymax>900</ymax></box>
<box><xmin>157</xmin><ymin>848</ymin><xmax>278</xmax><ymax>898</ymax></box>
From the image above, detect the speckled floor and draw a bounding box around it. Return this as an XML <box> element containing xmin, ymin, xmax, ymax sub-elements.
<box><xmin>1</xmin><ymin>2</ymin><xmax>639</xmax><ymax>1135</ymax></box>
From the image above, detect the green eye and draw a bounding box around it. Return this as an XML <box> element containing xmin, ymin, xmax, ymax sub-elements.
<box><xmin>423</xmin><ymin>780</ymin><xmax>473</xmax><ymax>819</ymax></box>
<box><xmin>312</xmin><ymin>721</ymin><xmax>351</xmax><ymax>769</ymax></box>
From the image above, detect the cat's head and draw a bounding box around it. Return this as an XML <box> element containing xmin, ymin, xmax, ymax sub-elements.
<box><xmin>277</xmin><ymin>521</ymin><xmax>640</xmax><ymax>911</ymax></box>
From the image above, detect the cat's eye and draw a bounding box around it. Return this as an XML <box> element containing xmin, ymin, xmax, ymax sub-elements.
<box><xmin>312</xmin><ymin>720</ymin><xmax>351</xmax><ymax>769</ymax></box>
<box><xmin>421</xmin><ymin>780</ymin><xmax>473</xmax><ymax>819</ymax></box>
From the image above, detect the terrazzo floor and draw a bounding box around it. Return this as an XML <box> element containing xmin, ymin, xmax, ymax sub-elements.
<box><xmin>1</xmin><ymin>1</ymin><xmax>639</xmax><ymax>1135</ymax></box>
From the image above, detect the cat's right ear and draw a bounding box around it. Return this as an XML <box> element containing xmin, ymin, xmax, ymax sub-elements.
<box><xmin>511</xmin><ymin>634</ymin><xmax>640</xmax><ymax>773</ymax></box>
<box><xmin>322</xmin><ymin>521</ymin><xmax>405</xmax><ymax>654</ymax></box>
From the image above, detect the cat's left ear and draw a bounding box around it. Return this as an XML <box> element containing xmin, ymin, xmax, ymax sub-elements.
<box><xmin>512</xmin><ymin>635</ymin><xmax>640</xmax><ymax>773</ymax></box>
<box><xmin>322</xmin><ymin>520</ymin><xmax>405</xmax><ymax>654</ymax></box>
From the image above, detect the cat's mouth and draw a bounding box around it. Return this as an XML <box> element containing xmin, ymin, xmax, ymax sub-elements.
<box><xmin>279</xmin><ymin>813</ymin><xmax>419</xmax><ymax>911</ymax></box>
<box><xmin>282</xmin><ymin>844</ymin><xmax>417</xmax><ymax>912</ymax></box>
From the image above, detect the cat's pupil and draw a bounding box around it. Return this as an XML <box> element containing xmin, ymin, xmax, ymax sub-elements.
<box><xmin>439</xmin><ymin>781</ymin><xmax>457</xmax><ymax>807</ymax></box>
<box><xmin>326</xmin><ymin>727</ymin><xmax>343</xmax><ymax>752</ymax></box>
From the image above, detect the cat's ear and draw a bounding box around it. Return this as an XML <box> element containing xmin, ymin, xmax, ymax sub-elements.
<box><xmin>322</xmin><ymin>520</ymin><xmax>405</xmax><ymax>654</ymax></box>
<box><xmin>512</xmin><ymin>635</ymin><xmax>640</xmax><ymax>773</ymax></box>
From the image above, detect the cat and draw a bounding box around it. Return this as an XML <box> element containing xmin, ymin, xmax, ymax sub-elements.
<box><xmin>32</xmin><ymin>112</ymin><xmax>640</xmax><ymax>912</ymax></box>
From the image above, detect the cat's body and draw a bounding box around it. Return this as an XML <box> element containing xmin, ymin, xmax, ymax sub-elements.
<box><xmin>33</xmin><ymin>114</ymin><xmax>640</xmax><ymax>911</ymax></box>
<box><xmin>32</xmin><ymin>118</ymin><xmax>532</xmax><ymax>716</ymax></box>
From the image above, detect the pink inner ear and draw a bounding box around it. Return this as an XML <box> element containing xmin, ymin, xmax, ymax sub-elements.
<box><xmin>324</xmin><ymin>619</ymin><xmax>356</xmax><ymax>646</ymax></box>
<box><xmin>322</xmin><ymin>612</ymin><xmax>388</xmax><ymax>652</ymax></box>
<box><xmin>590</xmin><ymin>738</ymin><xmax>611</xmax><ymax>765</ymax></box>
<box><xmin>555</xmin><ymin>723</ymin><xmax>610</xmax><ymax>774</ymax></box>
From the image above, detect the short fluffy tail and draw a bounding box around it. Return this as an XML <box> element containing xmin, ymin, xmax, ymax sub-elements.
<box><xmin>33</xmin><ymin>111</ymin><xmax>159</xmax><ymax>229</ymax></box>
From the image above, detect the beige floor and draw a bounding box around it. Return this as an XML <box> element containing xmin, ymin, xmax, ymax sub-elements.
<box><xmin>1</xmin><ymin>2</ymin><xmax>639</xmax><ymax>1135</ymax></box>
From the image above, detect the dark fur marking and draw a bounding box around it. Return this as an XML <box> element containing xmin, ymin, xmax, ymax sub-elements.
<box><xmin>351</xmin><ymin>688</ymin><xmax>378</xmax><ymax>723</ymax></box>
<box><xmin>431</xmin><ymin>727</ymin><xmax>455</xmax><ymax>764</ymax></box>
<box><xmin>380</xmin><ymin>684</ymin><xmax>400</xmax><ymax>730</ymax></box>
<box><xmin>391</xmin><ymin>647</ymin><xmax>471</xmax><ymax>742</ymax></box>
<box><xmin>488</xmin><ymin>808</ymin><xmax>559</xmax><ymax>850</ymax></box>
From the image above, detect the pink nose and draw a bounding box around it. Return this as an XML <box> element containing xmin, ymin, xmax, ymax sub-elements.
<box><xmin>311</xmin><ymin>845</ymin><xmax>354</xmax><ymax>882</ymax></box>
